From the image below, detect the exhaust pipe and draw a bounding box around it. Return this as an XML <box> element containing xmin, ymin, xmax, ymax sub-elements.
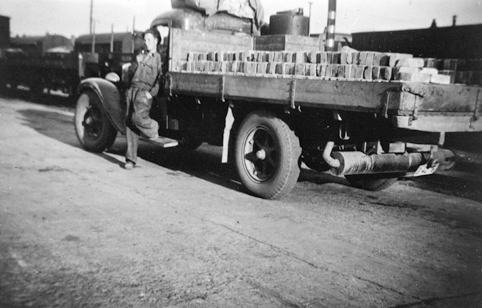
<box><xmin>322</xmin><ymin>141</ymin><xmax>439</xmax><ymax>176</ymax></box>
<box><xmin>331</xmin><ymin>151</ymin><xmax>429</xmax><ymax>176</ymax></box>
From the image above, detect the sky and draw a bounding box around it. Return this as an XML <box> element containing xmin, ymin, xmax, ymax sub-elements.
<box><xmin>1</xmin><ymin>0</ymin><xmax>481</xmax><ymax>38</ymax></box>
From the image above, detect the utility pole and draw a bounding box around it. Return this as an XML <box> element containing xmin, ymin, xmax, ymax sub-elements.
<box><xmin>89</xmin><ymin>0</ymin><xmax>93</xmax><ymax>34</ymax></box>
<box><xmin>308</xmin><ymin>1</ymin><xmax>312</xmax><ymax>35</ymax></box>
<box><xmin>325</xmin><ymin>0</ymin><xmax>336</xmax><ymax>51</ymax></box>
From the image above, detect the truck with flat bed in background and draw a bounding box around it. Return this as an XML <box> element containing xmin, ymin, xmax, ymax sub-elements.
<box><xmin>74</xmin><ymin>5</ymin><xmax>482</xmax><ymax>199</ymax></box>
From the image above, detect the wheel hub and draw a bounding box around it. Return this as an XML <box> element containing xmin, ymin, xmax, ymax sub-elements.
<box><xmin>243</xmin><ymin>127</ymin><xmax>278</xmax><ymax>182</ymax></box>
<box><xmin>256</xmin><ymin>149</ymin><xmax>266</xmax><ymax>160</ymax></box>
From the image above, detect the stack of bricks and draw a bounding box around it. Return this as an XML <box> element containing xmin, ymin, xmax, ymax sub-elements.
<box><xmin>174</xmin><ymin>50</ymin><xmax>482</xmax><ymax>85</ymax></box>
<box><xmin>424</xmin><ymin>58</ymin><xmax>482</xmax><ymax>86</ymax></box>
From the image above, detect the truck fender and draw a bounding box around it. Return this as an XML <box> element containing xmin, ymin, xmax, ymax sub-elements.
<box><xmin>78</xmin><ymin>78</ymin><xmax>126</xmax><ymax>134</ymax></box>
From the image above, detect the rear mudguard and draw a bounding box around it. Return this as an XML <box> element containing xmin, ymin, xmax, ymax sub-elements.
<box><xmin>78</xmin><ymin>78</ymin><xmax>126</xmax><ymax>134</ymax></box>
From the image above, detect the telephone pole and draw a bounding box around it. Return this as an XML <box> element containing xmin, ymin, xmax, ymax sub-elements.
<box><xmin>89</xmin><ymin>0</ymin><xmax>93</xmax><ymax>34</ymax></box>
<box><xmin>308</xmin><ymin>1</ymin><xmax>312</xmax><ymax>35</ymax></box>
<box><xmin>325</xmin><ymin>0</ymin><xmax>336</xmax><ymax>51</ymax></box>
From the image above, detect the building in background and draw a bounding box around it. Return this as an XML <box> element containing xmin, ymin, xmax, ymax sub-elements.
<box><xmin>0</xmin><ymin>15</ymin><xmax>10</xmax><ymax>49</ymax></box>
<box><xmin>351</xmin><ymin>21</ymin><xmax>482</xmax><ymax>60</ymax></box>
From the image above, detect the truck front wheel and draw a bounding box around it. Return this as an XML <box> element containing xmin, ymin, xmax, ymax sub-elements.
<box><xmin>235</xmin><ymin>111</ymin><xmax>301</xmax><ymax>199</ymax></box>
<box><xmin>75</xmin><ymin>91</ymin><xmax>117</xmax><ymax>153</ymax></box>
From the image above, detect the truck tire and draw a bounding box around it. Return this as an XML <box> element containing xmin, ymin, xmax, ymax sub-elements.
<box><xmin>345</xmin><ymin>173</ymin><xmax>399</xmax><ymax>191</ymax></box>
<box><xmin>235</xmin><ymin>111</ymin><xmax>301</xmax><ymax>199</ymax></box>
<box><xmin>75</xmin><ymin>91</ymin><xmax>117</xmax><ymax>153</ymax></box>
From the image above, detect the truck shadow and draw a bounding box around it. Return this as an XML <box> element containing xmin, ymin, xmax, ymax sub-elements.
<box><xmin>16</xmin><ymin>106</ymin><xmax>482</xmax><ymax>202</ymax></box>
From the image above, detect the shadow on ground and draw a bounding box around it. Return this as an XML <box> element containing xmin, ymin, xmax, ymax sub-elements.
<box><xmin>12</xmin><ymin>92</ymin><xmax>482</xmax><ymax>202</ymax></box>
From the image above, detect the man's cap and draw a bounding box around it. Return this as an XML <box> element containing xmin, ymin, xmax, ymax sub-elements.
<box><xmin>143</xmin><ymin>27</ymin><xmax>161</xmax><ymax>41</ymax></box>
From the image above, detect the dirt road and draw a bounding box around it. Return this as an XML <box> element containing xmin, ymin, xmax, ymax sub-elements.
<box><xmin>1</xmin><ymin>94</ymin><xmax>481</xmax><ymax>307</ymax></box>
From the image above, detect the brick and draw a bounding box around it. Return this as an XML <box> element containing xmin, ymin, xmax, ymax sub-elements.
<box><xmin>317</xmin><ymin>52</ymin><xmax>328</xmax><ymax>64</ymax></box>
<box><xmin>327</xmin><ymin>52</ymin><xmax>341</xmax><ymax>64</ymax></box>
<box><xmin>242</xmin><ymin>61</ymin><xmax>257</xmax><ymax>74</ymax></box>
<box><xmin>397</xmin><ymin>72</ymin><xmax>431</xmax><ymax>83</ymax></box>
<box><xmin>330</xmin><ymin>64</ymin><xmax>345</xmax><ymax>78</ymax></box>
<box><xmin>188</xmin><ymin>52</ymin><xmax>198</xmax><ymax>61</ymax></box>
<box><xmin>373</xmin><ymin>53</ymin><xmax>389</xmax><ymax>66</ymax></box>
<box><xmin>353</xmin><ymin>65</ymin><xmax>365</xmax><ymax>79</ymax></box>
<box><xmin>254</xmin><ymin>51</ymin><xmax>262</xmax><ymax>62</ymax></box>
<box><xmin>359</xmin><ymin>52</ymin><xmax>368</xmax><ymax>65</ymax></box>
<box><xmin>396</xmin><ymin>57</ymin><xmax>424</xmax><ymax>68</ymax></box>
<box><xmin>331</xmin><ymin>52</ymin><xmax>341</xmax><ymax>64</ymax></box>
<box><xmin>388</xmin><ymin>53</ymin><xmax>413</xmax><ymax>67</ymax></box>
<box><xmin>443</xmin><ymin>59</ymin><xmax>464</xmax><ymax>71</ymax></box>
<box><xmin>229</xmin><ymin>61</ymin><xmax>239</xmax><ymax>73</ymax></box>
<box><xmin>420</xmin><ymin>67</ymin><xmax>438</xmax><ymax>75</ymax></box>
<box><xmin>273</xmin><ymin>52</ymin><xmax>283</xmax><ymax>62</ymax></box>
<box><xmin>276</xmin><ymin>63</ymin><xmax>295</xmax><ymax>75</ymax></box>
<box><xmin>305</xmin><ymin>51</ymin><xmax>317</xmax><ymax>64</ymax></box>
<box><xmin>294</xmin><ymin>52</ymin><xmax>304</xmax><ymax>63</ymax></box>
<box><xmin>344</xmin><ymin>65</ymin><xmax>354</xmax><ymax>78</ymax></box>
<box><xmin>439</xmin><ymin>70</ymin><xmax>456</xmax><ymax>83</ymax></box>
<box><xmin>295</xmin><ymin>63</ymin><xmax>306</xmax><ymax>75</ymax></box>
<box><xmin>184</xmin><ymin>61</ymin><xmax>193</xmax><ymax>72</ymax></box>
<box><xmin>317</xmin><ymin>64</ymin><xmax>328</xmax><ymax>77</ymax></box>
<box><xmin>238</xmin><ymin>51</ymin><xmax>254</xmax><ymax>62</ymax></box>
<box><xmin>340</xmin><ymin>52</ymin><xmax>351</xmax><ymax>64</ymax></box>
<box><xmin>325</xmin><ymin>65</ymin><xmax>333</xmax><ymax>77</ymax></box>
<box><xmin>379</xmin><ymin>67</ymin><xmax>392</xmax><ymax>81</ymax></box>
<box><xmin>215</xmin><ymin>51</ymin><xmax>226</xmax><ymax>62</ymax></box>
<box><xmin>255</xmin><ymin>51</ymin><xmax>266</xmax><ymax>62</ymax></box>
<box><xmin>266</xmin><ymin>52</ymin><xmax>275</xmax><ymax>62</ymax></box>
<box><xmin>219</xmin><ymin>62</ymin><xmax>228</xmax><ymax>72</ymax></box>
<box><xmin>342</xmin><ymin>52</ymin><xmax>358</xmax><ymax>64</ymax></box>
<box><xmin>349</xmin><ymin>53</ymin><xmax>360</xmax><ymax>65</ymax></box>
<box><xmin>424</xmin><ymin>58</ymin><xmax>441</xmax><ymax>69</ymax></box>
<box><xmin>206</xmin><ymin>61</ymin><xmax>216</xmax><ymax>72</ymax></box>
<box><xmin>174</xmin><ymin>61</ymin><xmax>186</xmax><ymax>71</ymax></box>
<box><xmin>266</xmin><ymin>62</ymin><xmax>278</xmax><ymax>74</ymax></box>
<box><xmin>455</xmin><ymin>71</ymin><xmax>467</xmax><ymax>84</ymax></box>
<box><xmin>365</xmin><ymin>52</ymin><xmax>375</xmax><ymax>66</ymax></box>
<box><xmin>283</xmin><ymin>52</ymin><xmax>294</xmax><ymax>63</ymax></box>
<box><xmin>372</xmin><ymin>66</ymin><xmax>380</xmax><ymax>79</ymax></box>
<box><xmin>352</xmin><ymin>53</ymin><xmax>361</xmax><ymax>65</ymax></box>
<box><xmin>363</xmin><ymin>66</ymin><xmax>373</xmax><ymax>80</ymax></box>
<box><xmin>397</xmin><ymin>66</ymin><xmax>421</xmax><ymax>74</ymax></box>
<box><xmin>305</xmin><ymin>64</ymin><xmax>317</xmax><ymax>76</ymax></box>
<box><xmin>430</xmin><ymin>74</ymin><xmax>451</xmax><ymax>84</ymax></box>
<box><xmin>206</xmin><ymin>52</ymin><xmax>215</xmax><ymax>61</ymax></box>
<box><xmin>257</xmin><ymin>62</ymin><xmax>268</xmax><ymax>74</ymax></box>
<box><xmin>194</xmin><ymin>61</ymin><xmax>206</xmax><ymax>72</ymax></box>
<box><xmin>468</xmin><ymin>71</ymin><xmax>482</xmax><ymax>85</ymax></box>
<box><xmin>337</xmin><ymin>65</ymin><xmax>346</xmax><ymax>78</ymax></box>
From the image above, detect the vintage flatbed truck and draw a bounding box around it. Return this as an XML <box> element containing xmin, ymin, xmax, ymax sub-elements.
<box><xmin>74</xmin><ymin>8</ymin><xmax>482</xmax><ymax>199</ymax></box>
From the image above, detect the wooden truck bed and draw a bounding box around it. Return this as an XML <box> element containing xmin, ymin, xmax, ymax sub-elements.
<box><xmin>165</xmin><ymin>28</ymin><xmax>482</xmax><ymax>133</ymax></box>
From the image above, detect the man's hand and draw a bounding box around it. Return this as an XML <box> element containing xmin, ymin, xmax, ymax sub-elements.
<box><xmin>136</xmin><ymin>54</ymin><xmax>143</xmax><ymax>63</ymax></box>
<box><xmin>145</xmin><ymin>91</ymin><xmax>152</xmax><ymax>100</ymax></box>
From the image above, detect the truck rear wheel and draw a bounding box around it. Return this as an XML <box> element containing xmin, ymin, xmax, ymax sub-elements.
<box><xmin>75</xmin><ymin>91</ymin><xmax>117</xmax><ymax>153</ymax></box>
<box><xmin>235</xmin><ymin>111</ymin><xmax>301</xmax><ymax>199</ymax></box>
<box><xmin>345</xmin><ymin>173</ymin><xmax>399</xmax><ymax>191</ymax></box>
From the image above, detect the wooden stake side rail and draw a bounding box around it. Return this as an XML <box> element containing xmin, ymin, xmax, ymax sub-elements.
<box><xmin>166</xmin><ymin>71</ymin><xmax>482</xmax><ymax>132</ymax></box>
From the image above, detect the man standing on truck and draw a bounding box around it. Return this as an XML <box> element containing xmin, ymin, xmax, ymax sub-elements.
<box><xmin>124</xmin><ymin>27</ymin><xmax>163</xmax><ymax>170</ymax></box>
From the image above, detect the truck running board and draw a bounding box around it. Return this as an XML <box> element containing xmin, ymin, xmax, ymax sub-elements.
<box><xmin>143</xmin><ymin>136</ymin><xmax>179</xmax><ymax>148</ymax></box>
